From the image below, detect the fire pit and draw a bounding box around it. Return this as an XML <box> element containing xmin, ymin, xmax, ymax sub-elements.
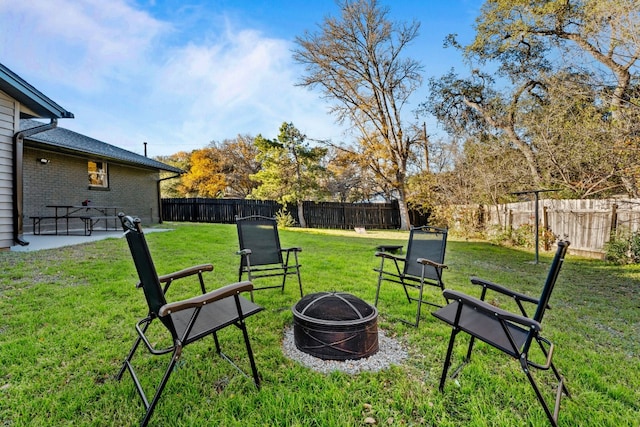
<box><xmin>292</xmin><ymin>291</ymin><xmax>378</xmax><ymax>360</ymax></box>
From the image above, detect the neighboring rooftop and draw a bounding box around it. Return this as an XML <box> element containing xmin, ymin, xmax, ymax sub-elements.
<box><xmin>21</xmin><ymin>119</ymin><xmax>183</xmax><ymax>173</ymax></box>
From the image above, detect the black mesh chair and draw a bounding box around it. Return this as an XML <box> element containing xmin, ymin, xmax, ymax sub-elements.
<box><xmin>433</xmin><ymin>241</ymin><xmax>571</xmax><ymax>427</ymax></box>
<box><xmin>236</xmin><ymin>215</ymin><xmax>303</xmax><ymax>301</ymax></box>
<box><xmin>116</xmin><ymin>214</ymin><xmax>263</xmax><ymax>427</ymax></box>
<box><xmin>374</xmin><ymin>226</ymin><xmax>448</xmax><ymax>327</ymax></box>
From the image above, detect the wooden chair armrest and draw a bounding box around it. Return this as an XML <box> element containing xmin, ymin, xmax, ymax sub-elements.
<box><xmin>470</xmin><ymin>276</ymin><xmax>539</xmax><ymax>304</ymax></box>
<box><xmin>416</xmin><ymin>258</ymin><xmax>448</xmax><ymax>269</ymax></box>
<box><xmin>237</xmin><ymin>249</ymin><xmax>252</xmax><ymax>256</ymax></box>
<box><xmin>443</xmin><ymin>289</ymin><xmax>542</xmax><ymax>331</ymax></box>
<box><xmin>375</xmin><ymin>251</ymin><xmax>405</xmax><ymax>261</ymax></box>
<box><xmin>157</xmin><ymin>264</ymin><xmax>214</xmax><ymax>283</ymax></box>
<box><xmin>159</xmin><ymin>281</ymin><xmax>254</xmax><ymax>316</ymax></box>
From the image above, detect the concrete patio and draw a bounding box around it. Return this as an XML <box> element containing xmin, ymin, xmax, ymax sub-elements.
<box><xmin>10</xmin><ymin>228</ymin><xmax>170</xmax><ymax>252</ymax></box>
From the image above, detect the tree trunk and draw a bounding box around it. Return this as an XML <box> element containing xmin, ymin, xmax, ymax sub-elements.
<box><xmin>464</xmin><ymin>97</ymin><xmax>543</xmax><ymax>186</ymax></box>
<box><xmin>397</xmin><ymin>191</ymin><xmax>411</xmax><ymax>231</ymax></box>
<box><xmin>297</xmin><ymin>200</ymin><xmax>307</xmax><ymax>228</ymax></box>
<box><xmin>621</xmin><ymin>176</ymin><xmax>640</xmax><ymax>199</ymax></box>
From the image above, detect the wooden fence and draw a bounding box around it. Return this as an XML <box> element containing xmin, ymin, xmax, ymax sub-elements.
<box><xmin>479</xmin><ymin>198</ymin><xmax>640</xmax><ymax>257</ymax></box>
<box><xmin>161</xmin><ymin>198</ymin><xmax>429</xmax><ymax>229</ymax></box>
<box><xmin>161</xmin><ymin>198</ymin><xmax>280</xmax><ymax>223</ymax></box>
<box><xmin>161</xmin><ymin>197</ymin><xmax>640</xmax><ymax>256</ymax></box>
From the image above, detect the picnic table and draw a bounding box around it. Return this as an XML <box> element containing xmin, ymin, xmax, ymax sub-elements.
<box><xmin>375</xmin><ymin>244</ymin><xmax>403</xmax><ymax>254</ymax></box>
<box><xmin>31</xmin><ymin>205</ymin><xmax>120</xmax><ymax>236</ymax></box>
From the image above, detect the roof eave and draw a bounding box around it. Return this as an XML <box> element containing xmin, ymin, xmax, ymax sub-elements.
<box><xmin>0</xmin><ymin>63</ymin><xmax>74</xmax><ymax>119</ymax></box>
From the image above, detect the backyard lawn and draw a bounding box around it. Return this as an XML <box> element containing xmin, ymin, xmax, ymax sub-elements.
<box><xmin>1</xmin><ymin>222</ymin><xmax>638</xmax><ymax>426</ymax></box>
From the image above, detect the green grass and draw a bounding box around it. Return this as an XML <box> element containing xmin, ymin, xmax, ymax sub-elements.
<box><xmin>1</xmin><ymin>222</ymin><xmax>638</xmax><ymax>426</ymax></box>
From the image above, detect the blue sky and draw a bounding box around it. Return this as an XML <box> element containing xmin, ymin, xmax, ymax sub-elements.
<box><xmin>0</xmin><ymin>0</ymin><xmax>481</xmax><ymax>157</ymax></box>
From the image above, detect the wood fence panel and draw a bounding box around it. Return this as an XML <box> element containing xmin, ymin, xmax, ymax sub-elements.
<box><xmin>163</xmin><ymin>198</ymin><xmax>640</xmax><ymax>255</ymax></box>
<box><xmin>162</xmin><ymin>198</ymin><xmax>403</xmax><ymax>229</ymax></box>
<box><xmin>161</xmin><ymin>198</ymin><xmax>280</xmax><ymax>224</ymax></box>
<box><xmin>481</xmin><ymin>199</ymin><xmax>640</xmax><ymax>257</ymax></box>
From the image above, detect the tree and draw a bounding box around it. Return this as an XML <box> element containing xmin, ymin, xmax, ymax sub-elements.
<box><xmin>293</xmin><ymin>0</ymin><xmax>423</xmax><ymax>230</ymax></box>
<box><xmin>155</xmin><ymin>151</ymin><xmax>190</xmax><ymax>198</ymax></box>
<box><xmin>161</xmin><ymin>136</ymin><xmax>260</xmax><ymax>198</ymax></box>
<box><xmin>324</xmin><ymin>146</ymin><xmax>378</xmax><ymax>202</ymax></box>
<box><xmin>427</xmin><ymin>70</ymin><xmax>547</xmax><ymax>187</ymax></box>
<box><xmin>215</xmin><ymin>135</ymin><xmax>261</xmax><ymax>198</ymax></box>
<box><xmin>180</xmin><ymin>147</ymin><xmax>227</xmax><ymax>197</ymax></box>
<box><xmin>251</xmin><ymin>122</ymin><xmax>328</xmax><ymax>227</ymax></box>
<box><xmin>465</xmin><ymin>0</ymin><xmax>640</xmax><ymax>197</ymax></box>
<box><xmin>527</xmin><ymin>71</ymin><xmax>623</xmax><ymax>197</ymax></box>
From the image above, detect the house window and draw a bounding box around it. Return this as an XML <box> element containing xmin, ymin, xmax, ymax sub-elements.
<box><xmin>88</xmin><ymin>160</ymin><xmax>108</xmax><ymax>188</ymax></box>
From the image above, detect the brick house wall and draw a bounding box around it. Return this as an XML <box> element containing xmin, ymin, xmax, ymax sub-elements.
<box><xmin>24</xmin><ymin>147</ymin><xmax>160</xmax><ymax>233</ymax></box>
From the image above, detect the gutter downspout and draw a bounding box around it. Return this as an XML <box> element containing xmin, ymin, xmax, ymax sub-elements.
<box><xmin>156</xmin><ymin>173</ymin><xmax>182</xmax><ymax>224</ymax></box>
<box><xmin>13</xmin><ymin>119</ymin><xmax>58</xmax><ymax>246</ymax></box>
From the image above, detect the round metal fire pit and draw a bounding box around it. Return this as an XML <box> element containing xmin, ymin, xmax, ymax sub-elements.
<box><xmin>292</xmin><ymin>292</ymin><xmax>378</xmax><ymax>360</ymax></box>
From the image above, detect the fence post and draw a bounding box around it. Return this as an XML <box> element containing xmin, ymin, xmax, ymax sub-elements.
<box><xmin>474</xmin><ymin>205</ymin><xmax>485</xmax><ymax>231</ymax></box>
<box><xmin>610</xmin><ymin>203</ymin><xmax>618</xmax><ymax>237</ymax></box>
<box><xmin>502</xmin><ymin>206</ymin><xmax>507</xmax><ymax>229</ymax></box>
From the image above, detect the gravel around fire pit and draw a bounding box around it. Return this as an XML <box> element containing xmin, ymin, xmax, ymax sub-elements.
<box><xmin>282</xmin><ymin>327</ymin><xmax>408</xmax><ymax>374</ymax></box>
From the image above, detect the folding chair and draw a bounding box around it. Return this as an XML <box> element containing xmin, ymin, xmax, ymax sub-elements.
<box><xmin>236</xmin><ymin>215</ymin><xmax>303</xmax><ymax>301</ymax></box>
<box><xmin>374</xmin><ymin>226</ymin><xmax>448</xmax><ymax>327</ymax></box>
<box><xmin>116</xmin><ymin>214</ymin><xmax>263</xmax><ymax>427</ymax></box>
<box><xmin>433</xmin><ymin>241</ymin><xmax>571</xmax><ymax>427</ymax></box>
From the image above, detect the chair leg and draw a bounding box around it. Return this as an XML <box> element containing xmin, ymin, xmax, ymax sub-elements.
<box><xmin>465</xmin><ymin>336</ymin><xmax>476</xmax><ymax>362</ymax></box>
<box><xmin>212</xmin><ymin>328</ymin><xmax>260</xmax><ymax>389</ymax></box>
<box><xmin>245</xmin><ymin>270</ymin><xmax>256</xmax><ymax>302</ymax></box>
<box><xmin>374</xmin><ymin>269</ymin><xmax>383</xmax><ymax>307</ymax></box>
<box><xmin>550</xmin><ymin>362</ymin><xmax>570</xmax><ymax>398</ymax></box>
<box><xmin>523</xmin><ymin>367</ymin><xmax>560</xmax><ymax>427</ymax></box>
<box><xmin>117</xmin><ymin>320</ymin><xmax>153</xmax><ymax>381</ymax></box>
<box><xmin>212</xmin><ymin>330</ymin><xmax>222</xmax><ymax>353</ymax></box>
<box><xmin>400</xmin><ymin>280</ymin><xmax>412</xmax><ymax>304</ymax></box>
<box><xmin>536</xmin><ymin>339</ymin><xmax>570</xmax><ymax>398</ymax></box>
<box><xmin>439</xmin><ymin>328</ymin><xmax>459</xmax><ymax>391</ymax></box>
<box><xmin>140</xmin><ymin>347</ymin><xmax>181</xmax><ymax>427</ymax></box>
<box><xmin>117</xmin><ymin>335</ymin><xmax>143</xmax><ymax>381</ymax></box>
<box><xmin>295</xmin><ymin>266</ymin><xmax>303</xmax><ymax>298</ymax></box>
<box><xmin>240</xmin><ymin>322</ymin><xmax>261</xmax><ymax>388</ymax></box>
<box><xmin>280</xmin><ymin>268</ymin><xmax>287</xmax><ymax>294</ymax></box>
<box><xmin>438</xmin><ymin>277</ymin><xmax>449</xmax><ymax>305</ymax></box>
<box><xmin>414</xmin><ymin>284</ymin><xmax>425</xmax><ymax>328</ymax></box>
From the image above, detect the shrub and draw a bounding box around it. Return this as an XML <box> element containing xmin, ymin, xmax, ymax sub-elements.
<box><xmin>486</xmin><ymin>223</ymin><xmax>557</xmax><ymax>250</ymax></box>
<box><xmin>275</xmin><ymin>208</ymin><xmax>296</xmax><ymax>228</ymax></box>
<box><xmin>630</xmin><ymin>232</ymin><xmax>640</xmax><ymax>263</ymax></box>
<box><xmin>604</xmin><ymin>228</ymin><xmax>640</xmax><ymax>264</ymax></box>
<box><xmin>486</xmin><ymin>224</ymin><xmax>512</xmax><ymax>245</ymax></box>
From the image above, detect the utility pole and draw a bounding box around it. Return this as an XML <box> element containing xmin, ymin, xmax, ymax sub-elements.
<box><xmin>423</xmin><ymin>122</ymin><xmax>429</xmax><ymax>173</ymax></box>
<box><xmin>510</xmin><ymin>189</ymin><xmax>560</xmax><ymax>264</ymax></box>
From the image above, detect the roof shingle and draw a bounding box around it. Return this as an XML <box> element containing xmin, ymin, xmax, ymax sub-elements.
<box><xmin>21</xmin><ymin>119</ymin><xmax>183</xmax><ymax>174</ymax></box>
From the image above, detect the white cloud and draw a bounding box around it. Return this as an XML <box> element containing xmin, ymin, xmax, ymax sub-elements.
<box><xmin>144</xmin><ymin>23</ymin><xmax>347</xmax><ymax>149</ymax></box>
<box><xmin>0</xmin><ymin>0</ymin><xmax>168</xmax><ymax>92</ymax></box>
<box><xmin>0</xmin><ymin>0</ymin><xmax>348</xmax><ymax>155</ymax></box>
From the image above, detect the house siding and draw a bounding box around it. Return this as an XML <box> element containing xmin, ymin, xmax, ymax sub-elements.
<box><xmin>24</xmin><ymin>147</ymin><xmax>160</xmax><ymax>233</ymax></box>
<box><xmin>0</xmin><ymin>90</ymin><xmax>16</xmax><ymax>249</ymax></box>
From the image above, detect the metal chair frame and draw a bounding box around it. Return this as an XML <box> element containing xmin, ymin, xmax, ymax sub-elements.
<box><xmin>116</xmin><ymin>214</ymin><xmax>263</xmax><ymax>427</ymax></box>
<box><xmin>236</xmin><ymin>215</ymin><xmax>303</xmax><ymax>301</ymax></box>
<box><xmin>433</xmin><ymin>241</ymin><xmax>571</xmax><ymax>426</ymax></box>
<box><xmin>374</xmin><ymin>225</ymin><xmax>448</xmax><ymax>327</ymax></box>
